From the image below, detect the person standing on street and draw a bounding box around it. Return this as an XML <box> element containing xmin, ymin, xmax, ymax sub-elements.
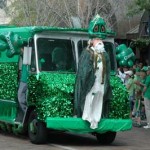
<box><xmin>143</xmin><ymin>66</ymin><xmax>150</xmax><ymax>129</ymax></box>
<box><xmin>125</xmin><ymin>70</ymin><xmax>135</xmax><ymax>118</ymax></box>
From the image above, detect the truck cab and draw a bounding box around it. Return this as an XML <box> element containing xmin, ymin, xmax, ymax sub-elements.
<box><xmin>0</xmin><ymin>17</ymin><xmax>132</xmax><ymax>145</ymax></box>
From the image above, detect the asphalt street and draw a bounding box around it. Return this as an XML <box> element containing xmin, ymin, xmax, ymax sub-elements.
<box><xmin>0</xmin><ymin>122</ymin><xmax>150</xmax><ymax>150</ymax></box>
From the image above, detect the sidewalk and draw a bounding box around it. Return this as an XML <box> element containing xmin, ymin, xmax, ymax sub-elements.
<box><xmin>132</xmin><ymin>117</ymin><xmax>147</xmax><ymax>128</ymax></box>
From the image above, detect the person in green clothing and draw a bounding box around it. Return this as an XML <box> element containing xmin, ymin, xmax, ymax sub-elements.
<box><xmin>133</xmin><ymin>68</ymin><xmax>142</xmax><ymax>127</ymax></box>
<box><xmin>133</xmin><ymin>70</ymin><xmax>147</xmax><ymax>127</ymax></box>
<box><xmin>125</xmin><ymin>70</ymin><xmax>135</xmax><ymax>118</ymax></box>
<box><xmin>143</xmin><ymin>66</ymin><xmax>150</xmax><ymax>129</ymax></box>
<box><xmin>16</xmin><ymin>47</ymin><xmax>29</xmax><ymax>123</ymax></box>
<box><xmin>140</xmin><ymin>70</ymin><xmax>147</xmax><ymax>120</ymax></box>
<box><xmin>134</xmin><ymin>68</ymin><xmax>141</xmax><ymax>102</ymax></box>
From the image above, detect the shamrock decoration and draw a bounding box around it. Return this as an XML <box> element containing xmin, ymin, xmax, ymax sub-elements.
<box><xmin>0</xmin><ymin>32</ymin><xmax>23</xmax><ymax>58</ymax></box>
<box><xmin>116</xmin><ymin>44</ymin><xmax>135</xmax><ymax>67</ymax></box>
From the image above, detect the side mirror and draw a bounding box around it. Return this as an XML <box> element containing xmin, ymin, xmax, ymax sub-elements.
<box><xmin>23</xmin><ymin>46</ymin><xmax>32</xmax><ymax>65</ymax></box>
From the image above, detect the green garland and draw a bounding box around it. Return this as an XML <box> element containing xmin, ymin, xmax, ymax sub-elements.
<box><xmin>0</xmin><ymin>70</ymin><xmax>129</xmax><ymax>133</ymax></box>
<box><xmin>28</xmin><ymin>73</ymin><xmax>130</xmax><ymax>120</ymax></box>
<box><xmin>0</xmin><ymin>63</ymin><xmax>18</xmax><ymax>100</ymax></box>
<box><xmin>109</xmin><ymin>76</ymin><xmax>130</xmax><ymax>119</ymax></box>
<box><xmin>130</xmin><ymin>38</ymin><xmax>150</xmax><ymax>49</ymax></box>
<box><xmin>28</xmin><ymin>72</ymin><xmax>75</xmax><ymax>121</ymax></box>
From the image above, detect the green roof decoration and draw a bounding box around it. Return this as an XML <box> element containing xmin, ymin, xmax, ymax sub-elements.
<box><xmin>116</xmin><ymin>44</ymin><xmax>135</xmax><ymax>67</ymax></box>
<box><xmin>0</xmin><ymin>22</ymin><xmax>115</xmax><ymax>59</ymax></box>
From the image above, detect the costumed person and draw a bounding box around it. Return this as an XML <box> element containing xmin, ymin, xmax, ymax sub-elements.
<box><xmin>74</xmin><ymin>14</ymin><xmax>112</xmax><ymax>129</ymax></box>
<box><xmin>74</xmin><ymin>38</ymin><xmax>112</xmax><ymax>129</ymax></box>
<box><xmin>82</xmin><ymin>38</ymin><xmax>108</xmax><ymax>129</ymax></box>
<box><xmin>117</xmin><ymin>67</ymin><xmax>126</xmax><ymax>84</ymax></box>
<box><xmin>74</xmin><ymin>15</ymin><xmax>112</xmax><ymax>129</ymax></box>
<box><xmin>133</xmin><ymin>68</ymin><xmax>143</xmax><ymax>127</ymax></box>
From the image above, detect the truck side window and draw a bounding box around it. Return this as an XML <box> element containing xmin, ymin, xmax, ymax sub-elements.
<box><xmin>30</xmin><ymin>49</ymin><xmax>36</xmax><ymax>72</ymax></box>
<box><xmin>37</xmin><ymin>38</ymin><xmax>76</xmax><ymax>72</ymax></box>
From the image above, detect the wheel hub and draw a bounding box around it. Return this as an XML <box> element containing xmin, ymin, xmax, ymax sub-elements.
<box><xmin>29</xmin><ymin>119</ymin><xmax>38</xmax><ymax>134</ymax></box>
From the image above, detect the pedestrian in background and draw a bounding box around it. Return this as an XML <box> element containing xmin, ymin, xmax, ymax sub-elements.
<box><xmin>125</xmin><ymin>70</ymin><xmax>135</xmax><ymax>118</ymax></box>
<box><xmin>117</xmin><ymin>67</ymin><xmax>126</xmax><ymax>83</ymax></box>
<box><xmin>143</xmin><ymin>66</ymin><xmax>150</xmax><ymax>129</ymax></box>
<box><xmin>133</xmin><ymin>68</ymin><xmax>142</xmax><ymax>127</ymax></box>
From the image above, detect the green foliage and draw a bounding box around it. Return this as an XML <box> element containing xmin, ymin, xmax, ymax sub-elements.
<box><xmin>130</xmin><ymin>38</ymin><xmax>150</xmax><ymax>49</ymax></box>
<box><xmin>7</xmin><ymin>0</ymin><xmax>54</xmax><ymax>26</ymax></box>
<box><xmin>127</xmin><ymin>0</ymin><xmax>150</xmax><ymax>16</ymax></box>
<box><xmin>127</xmin><ymin>2</ymin><xmax>141</xmax><ymax>16</ymax></box>
<box><xmin>135</xmin><ymin>0</ymin><xmax>150</xmax><ymax>11</ymax></box>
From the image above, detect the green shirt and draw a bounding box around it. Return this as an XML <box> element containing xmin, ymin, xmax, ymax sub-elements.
<box><xmin>141</xmin><ymin>78</ymin><xmax>146</xmax><ymax>92</ymax></box>
<box><xmin>144</xmin><ymin>75</ymin><xmax>150</xmax><ymax>100</ymax></box>
<box><xmin>126</xmin><ymin>78</ymin><xmax>135</xmax><ymax>96</ymax></box>
<box><xmin>134</xmin><ymin>75</ymin><xmax>141</xmax><ymax>92</ymax></box>
<box><xmin>21</xmin><ymin>65</ymin><xmax>29</xmax><ymax>83</ymax></box>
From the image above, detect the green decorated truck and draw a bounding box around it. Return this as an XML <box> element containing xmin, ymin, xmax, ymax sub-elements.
<box><xmin>0</xmin><ymin>16</ymin><xmax>132</xmax><ymax>144</ymax></box>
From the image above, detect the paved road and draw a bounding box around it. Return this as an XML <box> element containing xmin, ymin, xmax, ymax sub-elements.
<box><xmin>0</xmin><ymin>126</ymin><xmax>150</xmax><ymax>150</ymax></box>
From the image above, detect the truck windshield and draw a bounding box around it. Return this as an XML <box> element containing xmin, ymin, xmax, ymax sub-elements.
<box><xmin>78</xmin><ymin>40</ymin><xmax>116</xmax><ymax>71</ymax></box>
<box><xmin>36</xmin><ymin>38</ymin><xmax>76</xmax><ymax>72</ymax></box>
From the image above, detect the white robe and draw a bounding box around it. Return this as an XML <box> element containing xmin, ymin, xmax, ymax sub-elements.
<box><xmin>82</xmin><ymin>60</ymin><xmax>104</xmax><ymax>129</ymax></box>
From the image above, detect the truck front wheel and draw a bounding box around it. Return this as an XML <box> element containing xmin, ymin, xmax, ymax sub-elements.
<box><xmin>28</xmin><ymin>110</ymin><xmax>48</xmax><ymax>144</ymax></box>
<box><xmin>96</xmin><ymin>131</ymin><xmax>116</xmax><ymax>145</ymax></box>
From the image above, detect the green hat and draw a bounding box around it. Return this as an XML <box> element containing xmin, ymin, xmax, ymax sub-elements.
<box><xmin>88</xmin><ymin>14</ymin><xmax>107</xmax><ymax>39</ymax></box>
<box><xmin>142</xmin><ymin>66</ymin><xmax>150</xmax><ymax>71</ymax></box>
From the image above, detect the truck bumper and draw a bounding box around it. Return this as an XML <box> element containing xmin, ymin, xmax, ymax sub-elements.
<box><xmin>46</xmin><ymin>117</ymin><xmax>132</xmax><ymax>133</ymax></box>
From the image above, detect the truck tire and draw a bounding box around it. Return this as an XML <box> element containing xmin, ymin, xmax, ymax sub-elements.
<box><xmin>28</xmin><ymin>110</ymin><xmax>48</xmax><ymax>144</ymax></box>
<box><xmin>96</xmin><ymin>131</ymin><xmax>116</xmax><ymax>145</ymax></box>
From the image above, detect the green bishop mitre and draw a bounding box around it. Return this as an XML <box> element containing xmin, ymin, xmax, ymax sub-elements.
<box><xmin>88</xmin><ymin>14</ymin><xmax>107</xmax><ymax>39</ymax></box>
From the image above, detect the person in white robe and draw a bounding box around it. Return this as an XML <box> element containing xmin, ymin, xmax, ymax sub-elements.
<box><xmin>82</xmin><ymin>38</ymin><xmax>107</xmax><ymax>129</ymax></box>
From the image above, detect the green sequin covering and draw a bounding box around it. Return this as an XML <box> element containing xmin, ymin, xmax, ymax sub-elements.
<box><xmin>28</xmin><ymin>72</ymin><xmax>76</xmax><ymax>121</ymax></box>
<box><xmin>0</xmin><ymin>63</ymin><xmax>18</xmax><ymax>100</ymax></box>
<box><xmin>28</xmin><ymin>72</ymin><xmax>129</xmax><ymax>121</ymax></box>
<box><xmin>109</xmin><ymin>76</ymin><xmax>130</xmax><ymax>119</ymax></box>
<box><xmin>0</xmin><ymin>71</ymin><xmax>129</xmax><ymax>133</ymax></box>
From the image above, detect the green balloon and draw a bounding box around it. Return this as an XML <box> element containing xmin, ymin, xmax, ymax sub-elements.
<box><xmin>6</xmin><ymin>49</ymin><xmax>13</xmax><ymax>58</ymax></box>
<box><xmin>116</xmin><ymin>53</ymin><xmax>121</xmax><ymax>61</ymax></box>
<box><xmin>119</xmin><ymin>60</ymin><xmax>128</xmax><ymax>66</ymax></box>
<box><xmin>0</xmin><ymin>40</ymin><xmax>8</xmax><ymax>51</ymax></box>
<box><xmin>0</xmin><ymin>32</ymin><xmax>24</xmax><ymax>58</ymax></box>
<box><xmin>127</xmin><ymin>60</ymin><xmax>134</xmax><ymax>67</ymax></box>
<box><xmin>116</xmin><ymin>44</ymin><xmax>127</xmax><ymax>54</ymax></box>
<box><xmin>116</xmin><ymin>43</ymin><xmax>136</xmax><ymax>67</ymax></box>
<box><xmin>118</xmin><ymin>50</ymin><xmax>127</xmax><ymax>61</ymax></box>
<box><xmin>13</xmin><ymin>33</ymin><xmax>23</xmax><ymax>47</ymax></box>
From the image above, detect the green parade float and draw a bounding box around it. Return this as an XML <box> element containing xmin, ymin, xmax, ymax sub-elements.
<box><xmin>0</xmin><ymin>15</ymin><xmax>132</xmax><ymax>144</ymax></box>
